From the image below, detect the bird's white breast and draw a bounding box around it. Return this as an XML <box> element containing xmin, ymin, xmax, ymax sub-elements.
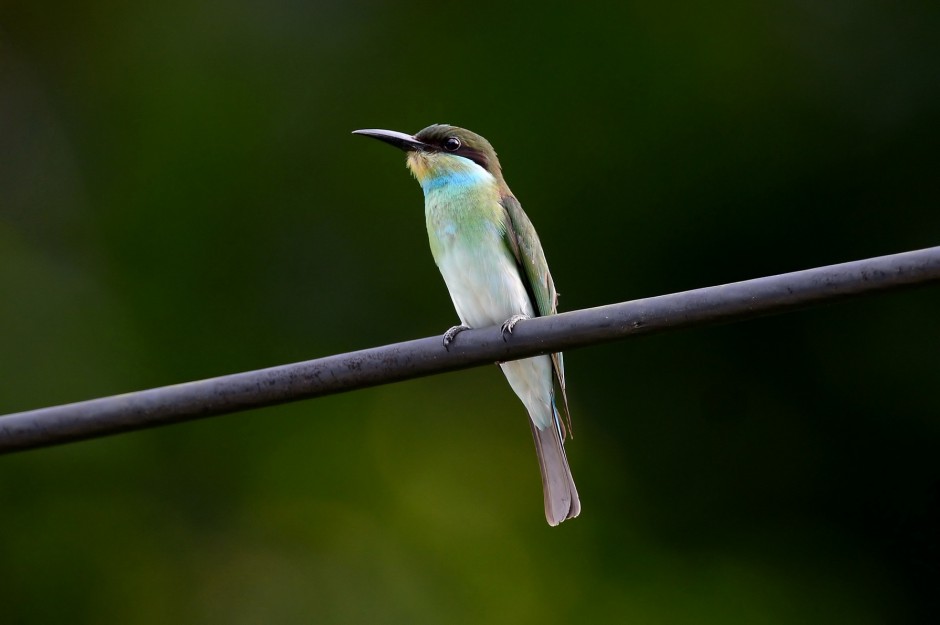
<box><xmin>420</xmin><ymin>164</ymin><xmax>533</xmax><ymax>329</ymax></box>
<box><xmin>434</xmin><ymin>227</ymin><xmax>533</xmax><ymax>328</ymax></box>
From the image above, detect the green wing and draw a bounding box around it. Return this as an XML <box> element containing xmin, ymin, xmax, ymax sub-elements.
<box><xmin>499</xmin><ymin>195</ymin><xmax>572</xmax><ymax>437</ymax></box>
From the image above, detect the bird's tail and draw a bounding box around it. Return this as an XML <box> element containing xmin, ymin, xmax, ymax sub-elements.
<box><xmin>530</xmin><ymin>407</ymin><xmax>580</xmax><ymax>526</ymax></box>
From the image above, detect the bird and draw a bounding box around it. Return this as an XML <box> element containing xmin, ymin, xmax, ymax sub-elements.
<box><xmin>352</xmin><ymin>124</ymin><xmax>579</xmax><ymax>526</ymax></box>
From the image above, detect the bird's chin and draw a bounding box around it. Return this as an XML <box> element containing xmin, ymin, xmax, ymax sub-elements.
<box><xmin>406</xmin><ymin>151</ymin><xmax>433</xmax><ymax>182</ymax></box>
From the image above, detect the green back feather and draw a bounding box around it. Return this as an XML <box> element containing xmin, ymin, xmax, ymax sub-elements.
<box><xmin>499</xmin><ymin>194</ymin><xmax>572</xmax><ymax>437</ymax></box>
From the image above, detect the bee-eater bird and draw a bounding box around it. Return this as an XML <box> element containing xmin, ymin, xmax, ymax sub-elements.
<box><xmin>353</xmin><ymin>124</ymin><xmax>580</xmax><ymax>525</ymax></box>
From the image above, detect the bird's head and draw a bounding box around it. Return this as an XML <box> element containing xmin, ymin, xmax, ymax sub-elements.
<box><xmin>353</xmin><ymin>124</ymin><xmax>506</xmax><ymax>192</ymax></box>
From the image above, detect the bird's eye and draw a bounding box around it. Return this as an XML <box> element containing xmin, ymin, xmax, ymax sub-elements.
<box><xmin>443</xmin><ymin>137</ymin><xmax>461</xmax><ymax>151</ymax></box>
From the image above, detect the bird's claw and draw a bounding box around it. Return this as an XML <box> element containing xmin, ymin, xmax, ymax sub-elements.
<box><xmin>442</xmin><ymin>324</ymin><xmax>470</xmax><ymax>350</ymax></box>
<box><xmin>500</xmin><ymin>314</ymin><xmax>529</xmax><ymax>340</ymax></box>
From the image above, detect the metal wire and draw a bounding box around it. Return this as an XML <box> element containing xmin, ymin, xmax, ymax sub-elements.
<box><xmin>2</xmin><ymin>246</ymin><xmax>939</xmax><ymax>454</ymax></box>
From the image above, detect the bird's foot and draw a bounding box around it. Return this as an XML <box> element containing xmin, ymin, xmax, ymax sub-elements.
<box><xmin>442</xmin><ymin>324</ymin><xmax>471</xmax><ymax>350</ymax></box>
<box><xmin>500</xmin><ymin>314</ymin><xmax>530</xmax><ymax>340</ymax></box>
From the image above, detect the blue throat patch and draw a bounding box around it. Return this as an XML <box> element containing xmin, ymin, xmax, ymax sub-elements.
<box><xmin>420</xmin><ymin>166</ymin><xmax>493</xmax><ymax>195</ymax></box>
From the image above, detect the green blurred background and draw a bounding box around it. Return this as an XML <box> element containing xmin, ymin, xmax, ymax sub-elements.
<box><xmin>2</xmin><ymin>0</ymin><xmax>939</xmax><ymax>622</ymax></box>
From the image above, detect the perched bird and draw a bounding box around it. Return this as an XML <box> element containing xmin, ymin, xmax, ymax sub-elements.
<box><xmin>353</xmin><ymin>124</ymin><xmax>579</xmax><ymax>525</ymax></box>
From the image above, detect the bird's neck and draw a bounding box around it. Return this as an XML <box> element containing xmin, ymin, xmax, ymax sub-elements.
<box><xmin>407</xmin><ymin>152</ymin><xmax>504</xmax><ymax>198</ymax></box>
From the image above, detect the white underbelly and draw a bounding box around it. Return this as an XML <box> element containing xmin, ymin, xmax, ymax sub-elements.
<box><xmin>437</xmin><ymin>241</ymin><xmax>554</xmax><ymax>429</ymax></box>
<box><xmin>436</xmin><ymin>238</ymin><xmax>533</xmax><ymax>329</ymax></box>
<box><xmin>423</xmin><ymin>190</ymin><xmax>555</xmax><ymax>431</ymax></box>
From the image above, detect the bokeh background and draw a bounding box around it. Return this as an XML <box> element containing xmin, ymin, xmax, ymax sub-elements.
<box><xmin>2</xmin><ymin>1</ymin><xmax>939</xmax><ymax>623</ymax></box>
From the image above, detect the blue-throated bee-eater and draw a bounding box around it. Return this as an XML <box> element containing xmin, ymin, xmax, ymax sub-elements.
<box><xmin>353</xmin><ymin>124</ymin><xmax>579</xmax><ymax>525</ymax></box>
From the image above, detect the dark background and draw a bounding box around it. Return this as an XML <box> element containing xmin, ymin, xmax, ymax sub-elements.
<box><xmin>2</xmin><ymin>1</ymin><xmax>938</xmax><ymax>623</ymax></box>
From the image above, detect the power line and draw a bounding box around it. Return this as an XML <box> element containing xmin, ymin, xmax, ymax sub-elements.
<box><xmin>2</xmin><ymin>246</ymin><xmax>939</xmax><ymax>454</ymax></box>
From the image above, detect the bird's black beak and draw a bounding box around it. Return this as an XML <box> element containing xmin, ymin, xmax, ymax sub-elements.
<box><xmin>352</xmin><ymin>128</ymin><xmax>430</xmax><ymax>152</ymax></box>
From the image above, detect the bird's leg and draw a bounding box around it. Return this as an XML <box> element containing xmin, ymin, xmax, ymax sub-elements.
<box><xmin>442</xmin><ymin>324</ymin><xmax>471</xmax><ymax>350</ymax></box>
<box><xmin>500</xmin><ymin>314</ymin><xmax>530</xmax><ymax>340</ymax></box>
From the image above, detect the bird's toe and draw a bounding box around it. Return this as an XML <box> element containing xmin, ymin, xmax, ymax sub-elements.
<box><xmin>442</xmin><ymin>324</ymin><xmax>471</xmax><ymax>350</ymax></box>
<box><xmin>500</xmin><ymin>314</ymin><xmax>529</xmax><ymax>339</ymax></box>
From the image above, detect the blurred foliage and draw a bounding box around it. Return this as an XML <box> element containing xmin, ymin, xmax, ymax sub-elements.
<box><xmin>1</xmin><ymin>0</ymin><xmax>939</xmax><ymax>623</ymax></box>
